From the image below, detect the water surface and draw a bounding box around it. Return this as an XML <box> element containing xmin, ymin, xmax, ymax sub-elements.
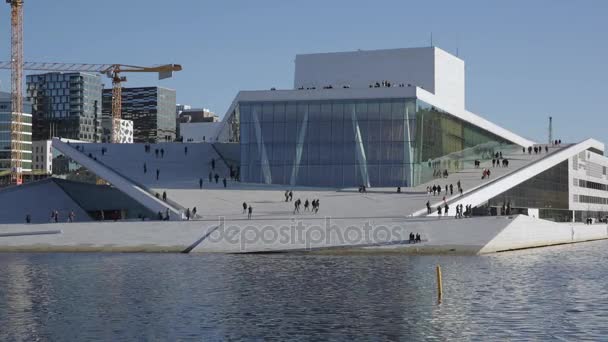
<box><xmin>0</xmin><ymin>241</ymin><xmax>607</xmax><ymax>340</ymax></box>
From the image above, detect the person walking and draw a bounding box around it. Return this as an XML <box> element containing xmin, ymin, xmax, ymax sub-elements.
<box><xmin>192</xmin><ymin>207</ymin><xmax>197</xmax><ymax>218</ymax></box>
<box><xmin>209</xmin><ymin>172</ymin><xmax>213</xmax><ymax>183</ymax></box>
<box><xmin>143</xmin><ymin>162</ymin><xmax>147</xmax><ymax>174</ymax></box>
<box><xmin>156</xmin><ymin>168</ymin><xmax>160</xmax><ymax>180</ymax></box>
<box><xmin>223</xmin><ymin>178</ymin><xmax>227</xmax><ymax>188</ymax></box>
<box><xmin>155</xmin><ymin>148</ymin><xmax>159</xmax><ymax>158</ymax></box>
<box><xmin>199</xmin><ymin>178</ymin><xmax>203</xmax><ymax>189</ymax></box>
<box><xmin>426</xmin><ymin>200</ymin><xmax>431</xmax><ymax>214</ymax></box>
<box><xmin>211</xmin><ymin>158</ymin><xmax>216</xmax><ymax>170</ymax></box>
<box><xmin>162</xmin><ymin>191</ymin><xmax>167</xmax><ymax>202</ymax></box>
<box><xmin>294</xmin><ymin>199</ymin><xmax>300</xmax><ymax>214</ymax></box>
<box><xmin>289</xmin><ymin>191</ymin><xmax>293</xmax><ymax>202</ymax></box>
<box><xmin>304</xmin><ymin>199</ymin><xmax>310</xmax><ymax>211</ymax></box>
<box><xmin>444</xmin><ymin>204</ymin><xmax>449</xmax><ymax>216</ymax></box>
<box><xmin>184</xmin><ymin>146</ymin><xmax>188</xmax><ymax>155</ymax></box>
<box><xmin>186</xmin><ymin>208</ymin><xmax>191</xmax><ymax>221</ymax></box>
<box><xmin>449</xmin><ymin>184</ymin><xmax>453</xmax><ymax>195</ymax></box>
<box><xmin>161</xmin><ymin>148</ymin><xmax>165</xmax><ymax>158</ymax></box>
<box><xmin>214</xmin><ymin>173</ymin><xmax>219</xmax><ymax>184</ymax></box>
<box><xmin>248</xmin><ymin>205</ymin><xmax>253</xmax><ymax>220</ymax></box>
<box><xmin>26</xmin><ymin>214</ymin><xmax>31</xmax><ymax>224</ymax></box>
<box><xmin>242</xmin><ymin>202</ymin><xmax>248</xmax><ymax>213</ymax></box>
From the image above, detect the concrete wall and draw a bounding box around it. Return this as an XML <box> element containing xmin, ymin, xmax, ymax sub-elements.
<box><xmin>480</xmin><ymin>215</ymin><xmax>608</xmax><ymax>253</ymax></box>
<box><xmin>294</xmin><ymin>47</ymin><xmax>437</xmax><ymax>91</ymax></box>
<box><xmin>0</xmin><ymin>179</ymin><xmax>91</xmax><ymax>224</ymax></box>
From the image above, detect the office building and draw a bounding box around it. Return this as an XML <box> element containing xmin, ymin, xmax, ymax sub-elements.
<box><xmin>26</xmin><ymin>72</ymin><xmax>103</xmax><ymax>142</ymax></box>
<box><xmin>102</xmin><ymin>87</ymin><xmax>176</xmax><ymax>143</ymax></box>
<box><xmin>0</xmin><ymin>91</ymin><xmax>32</xmax><ymax>173</ymax></box>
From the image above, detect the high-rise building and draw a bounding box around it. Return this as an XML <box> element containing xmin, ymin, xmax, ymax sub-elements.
<box><xmin>102</xmin><ymin>87</ymin><xmax>176</xmax><ymax>143</ymax></box>
<box><xmin>0</xmin><ymin>91</ymin><xmax>33</xmax><ymax>173</ymax></box>
<box><xmin>26</xmin><ymin>72</ymin><xmax>103</xmax><ymax>142</ymax></box>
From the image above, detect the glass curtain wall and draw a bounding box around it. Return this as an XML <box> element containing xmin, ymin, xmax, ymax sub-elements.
<box><xmin>240</xmin><ymin>98</ymin><xmax>515</xmax><ymax>188</ymax></box>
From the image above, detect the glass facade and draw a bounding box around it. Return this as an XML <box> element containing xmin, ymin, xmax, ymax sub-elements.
<box><xmin>239</xmin><ymin>98</ymin><xmax>514</xmax><ymax>187</ymax></box>
<box><xmin>488</xmin><ymin>161</ymin><xmax>570</xmax><ymax>210</ymax></box>
<box><xmin>0</xmin><ymin>93</ymin><xmax>33</xmax><ymax>172</ymax></box>
<box><xmin>26</xmin><ymin>72</ymin><xmax>103</xmax><ymax>142</ymax></box>
<box><xmin>102</xmin><ymin>87</ymin><xmax>176</xmax><ymax>143</ymax></box>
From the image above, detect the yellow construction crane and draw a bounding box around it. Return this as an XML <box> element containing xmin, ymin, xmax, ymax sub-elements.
<box><xmin>3</xmin><ymin>0</ymin><xmax>180</xmax><ymax>184</ymax></box>
<box><xmin>0</xmin><ymin>62</ymin><xmax>182</xmax><ymax>143</ymax></box>
<box><xmin>6</xmin><ymin>0</ymin><xmax>24</xmax><ymax>185</ymax></box>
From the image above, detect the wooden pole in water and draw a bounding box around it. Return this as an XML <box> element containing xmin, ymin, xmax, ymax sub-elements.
<box><xmin>436</xmin><ymin>265</ymin><xmax>443</xmax><ymax>304</ymax></box>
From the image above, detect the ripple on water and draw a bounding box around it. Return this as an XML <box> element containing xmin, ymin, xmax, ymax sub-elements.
<box><xmin>0</xmin><ymin>240</ymin><xmax>607</xmax><ymax>340</ymax></box>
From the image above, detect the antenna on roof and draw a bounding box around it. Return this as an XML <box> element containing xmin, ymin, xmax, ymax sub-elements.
<box><xmin>548</xmin><ymin>116</ymin><xmax>553</xmax><ymax>144</ymax></box>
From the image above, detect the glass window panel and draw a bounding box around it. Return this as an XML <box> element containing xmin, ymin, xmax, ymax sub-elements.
<box><xmin>380</xmin><ymin>101</ymin><xmax>392</xmax><ymax>120</ymax></box>
<box><xmin>262</xmin><ymin>103</ymin><xmax>273</xmax><ymax>122</ymax></box>
<box><xmin>271</xmin><ymin>166</ymin><xmax>285</xmax><ymax>184</ymax></box>
<box><xmin>308</xmin><ymin>143</ymin><xmax>320</xmax><ymax>165</ymax></box>
<box><xmin>368</xmin><ymin>121</ymin><xmax>382</xmax><ymax>142</ymax></box>
<box><xmin>285</xmin><ymin>121</ymin><xmax>297</xmax><ymax>144</ymax></box>
<box><xmin>308</xmin><ymin>120</ymin><xmax>320</xmax><ymax>143</ymax></box>
<box><xmin>297</xmin><ymin>103</ymin><xmax>308</xmax><ymax>122</ymax></box>
<box><xmin>252</xmin><ymin>104</ymin><xmax>262</xmax><ymax>122</ymax></box>
<box><xmin>319</xmin><ymin>144</ymin><xmax>332</xmax><ymax>164</ymax></box>
<box><xmin>331</xmin><ymin>143</ymin><xmax>344</xmax><ymax>164</ymax></box>
<box><xmin>320</xmin><ymin>103</ymin><xmax>332</xmax><ymax>121</ymax></box>
<box><xmin>273</xmin><ymin>122</ymin><xmax>285</xmax><ymax>143</ymax></box>
<box><xmin>391</xmin><ymin>101</ymin><xmax>405</xmax><ymax>121</ymax></box>
<box><xmin>296</xmin><ymin>166</ymin><xmax>308</xmax><ymax>185</ymax></box>
<box><xmin>273</xmin><ymin>103</ymin><xmax>286</xmax><ymax>122</ymax></box>
<box><xmin>240</xmin><ymin>123</ymin><xmax>250</xmax><ymax>144</ymax></box>
<box><xmin>366</xmin><ymin>142</ymin><xmax>382</xmax><ymax>163</ymax></box>
<box><xmin>308</xmin><ymin>103</ymin><xmax>321</xmax><ymax>122</ymax></box>
<box><xmin>382</xmin><ymin>120</ymin><xmax>393</xmax><ymax>141</ymax></box>
<box><xmin>261</xmin><ymin>123</ymin><xmax>274</xmax><ymax>142</ymax></box>
<box><xmin>332</xmin><ymin>103</ymin><xmax>344</xmax><ymax>123</ymax></box>
<box><xmin>331</xmin><ymin>166</ymin><xmax>343</xmax><ymax>188</ymax></box>
<box><xmin>342</xmin><ymin>143</ymin><xmax>356</xmax><ymax>164</ymax></box>
<box><xmin>368</xmin><ymin>164</ymin><xmax>380</xmax><ymax>186</ymax></box>
<box><xmin>392</xmin><ymin>120</ymin><xmax>405</xmax><ymax>141</ymax></box>
<box><xmin>320</xmin><ymin>122</ymin><xmax>332</xmax><ymax>143</ymax></box>
<box><xmin>331</xmin><ymin>119</ymin><xmax>344</xmax><ymax>142</ymax></box>
<box><xmin>239</xmin><ymin>104</ymin><xmax>251</xmax><ymax>123</ymax></box>
<box><xmin>354</xmin><ymin>102</ymin><xmax>367</xmax><ymax>121</ymax></box>
<box><xmin>342</xmin><ymin>164</ymin><xmax>356</xmax><ymax>186</ymax></box>
<box><xmin>367</xmin><ymin>102</ymin><xmax>379</xmax><ymax>120</ymax></box>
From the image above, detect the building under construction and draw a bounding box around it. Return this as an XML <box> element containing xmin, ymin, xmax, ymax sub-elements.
<box><xmin>0</xmin><ymin>91</ymin><xmax>32</xmax><ymax>177</ymax></box>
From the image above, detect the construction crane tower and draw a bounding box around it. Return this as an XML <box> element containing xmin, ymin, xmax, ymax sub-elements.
<box><xmin>6</xmin><ymin>0</ymin><xmax>24</xmax><ymax>185</ymax></box>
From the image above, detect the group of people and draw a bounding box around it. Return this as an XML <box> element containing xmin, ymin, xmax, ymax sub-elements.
<box><xmin>525</xmin><ymin>145</ymin><xmax>550</xmax><ymax>154</ymax></box>
<box><xmin>432</xmin><ymin>169</ymin><xmax>449</xmax><ymax>178</ymax></box>
<box><xmin>426</xmin><ymin>201</ymin><xmax>473</xmax><ymax>218</ymax></box>
<box><xmin>358</xmin><ymin>185</ymin><xmax>367</xmax><ymax>193</ymax></box>
<box><xmin>44</xmin><ymin>210</ymin><xmax>76</xmax><ymax>223</ymax></box>
<box><xmin>427</xmin><ymin>180</ymin><xmax>464</xmax><ymax>197</ymax></box>
<box><xmin>184</xmin><ymin>207</ymin><xmax>197</xmax><ymax>221</ymax></box>
<box><xmin>293</xmin><ymin>198</ymin><xmax>320</xmax><ymax>214</ymax></box>
<box><xmin>157</xmin><ymin>209</ymin><xmax>171</xmax><ymax>221</ymax></box>
<box><xmin>481</xmin><ymin>168</ymin><xmax>492</xmax><ymax>180</ymax></box>
<box><xmin>409</xmin><ymin>232</ymin><xmax>422</xmax><ymax>243</ymax></box>
<box><xmin>242</xmin><ymin>202</ymin><xmax>253</xmax><ymax>219</ymax></box>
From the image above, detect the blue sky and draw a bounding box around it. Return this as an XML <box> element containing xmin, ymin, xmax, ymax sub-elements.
<box><xmin>0</xmin><ymin>0</ymin><xmax>606</xmax><ymax>143</ymax></box>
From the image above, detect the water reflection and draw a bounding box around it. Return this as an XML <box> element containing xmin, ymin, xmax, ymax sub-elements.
<box><xmin>0</xmin><ymin>241</ymin><xmax>607</xmax><ymax>340</ymax></box>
